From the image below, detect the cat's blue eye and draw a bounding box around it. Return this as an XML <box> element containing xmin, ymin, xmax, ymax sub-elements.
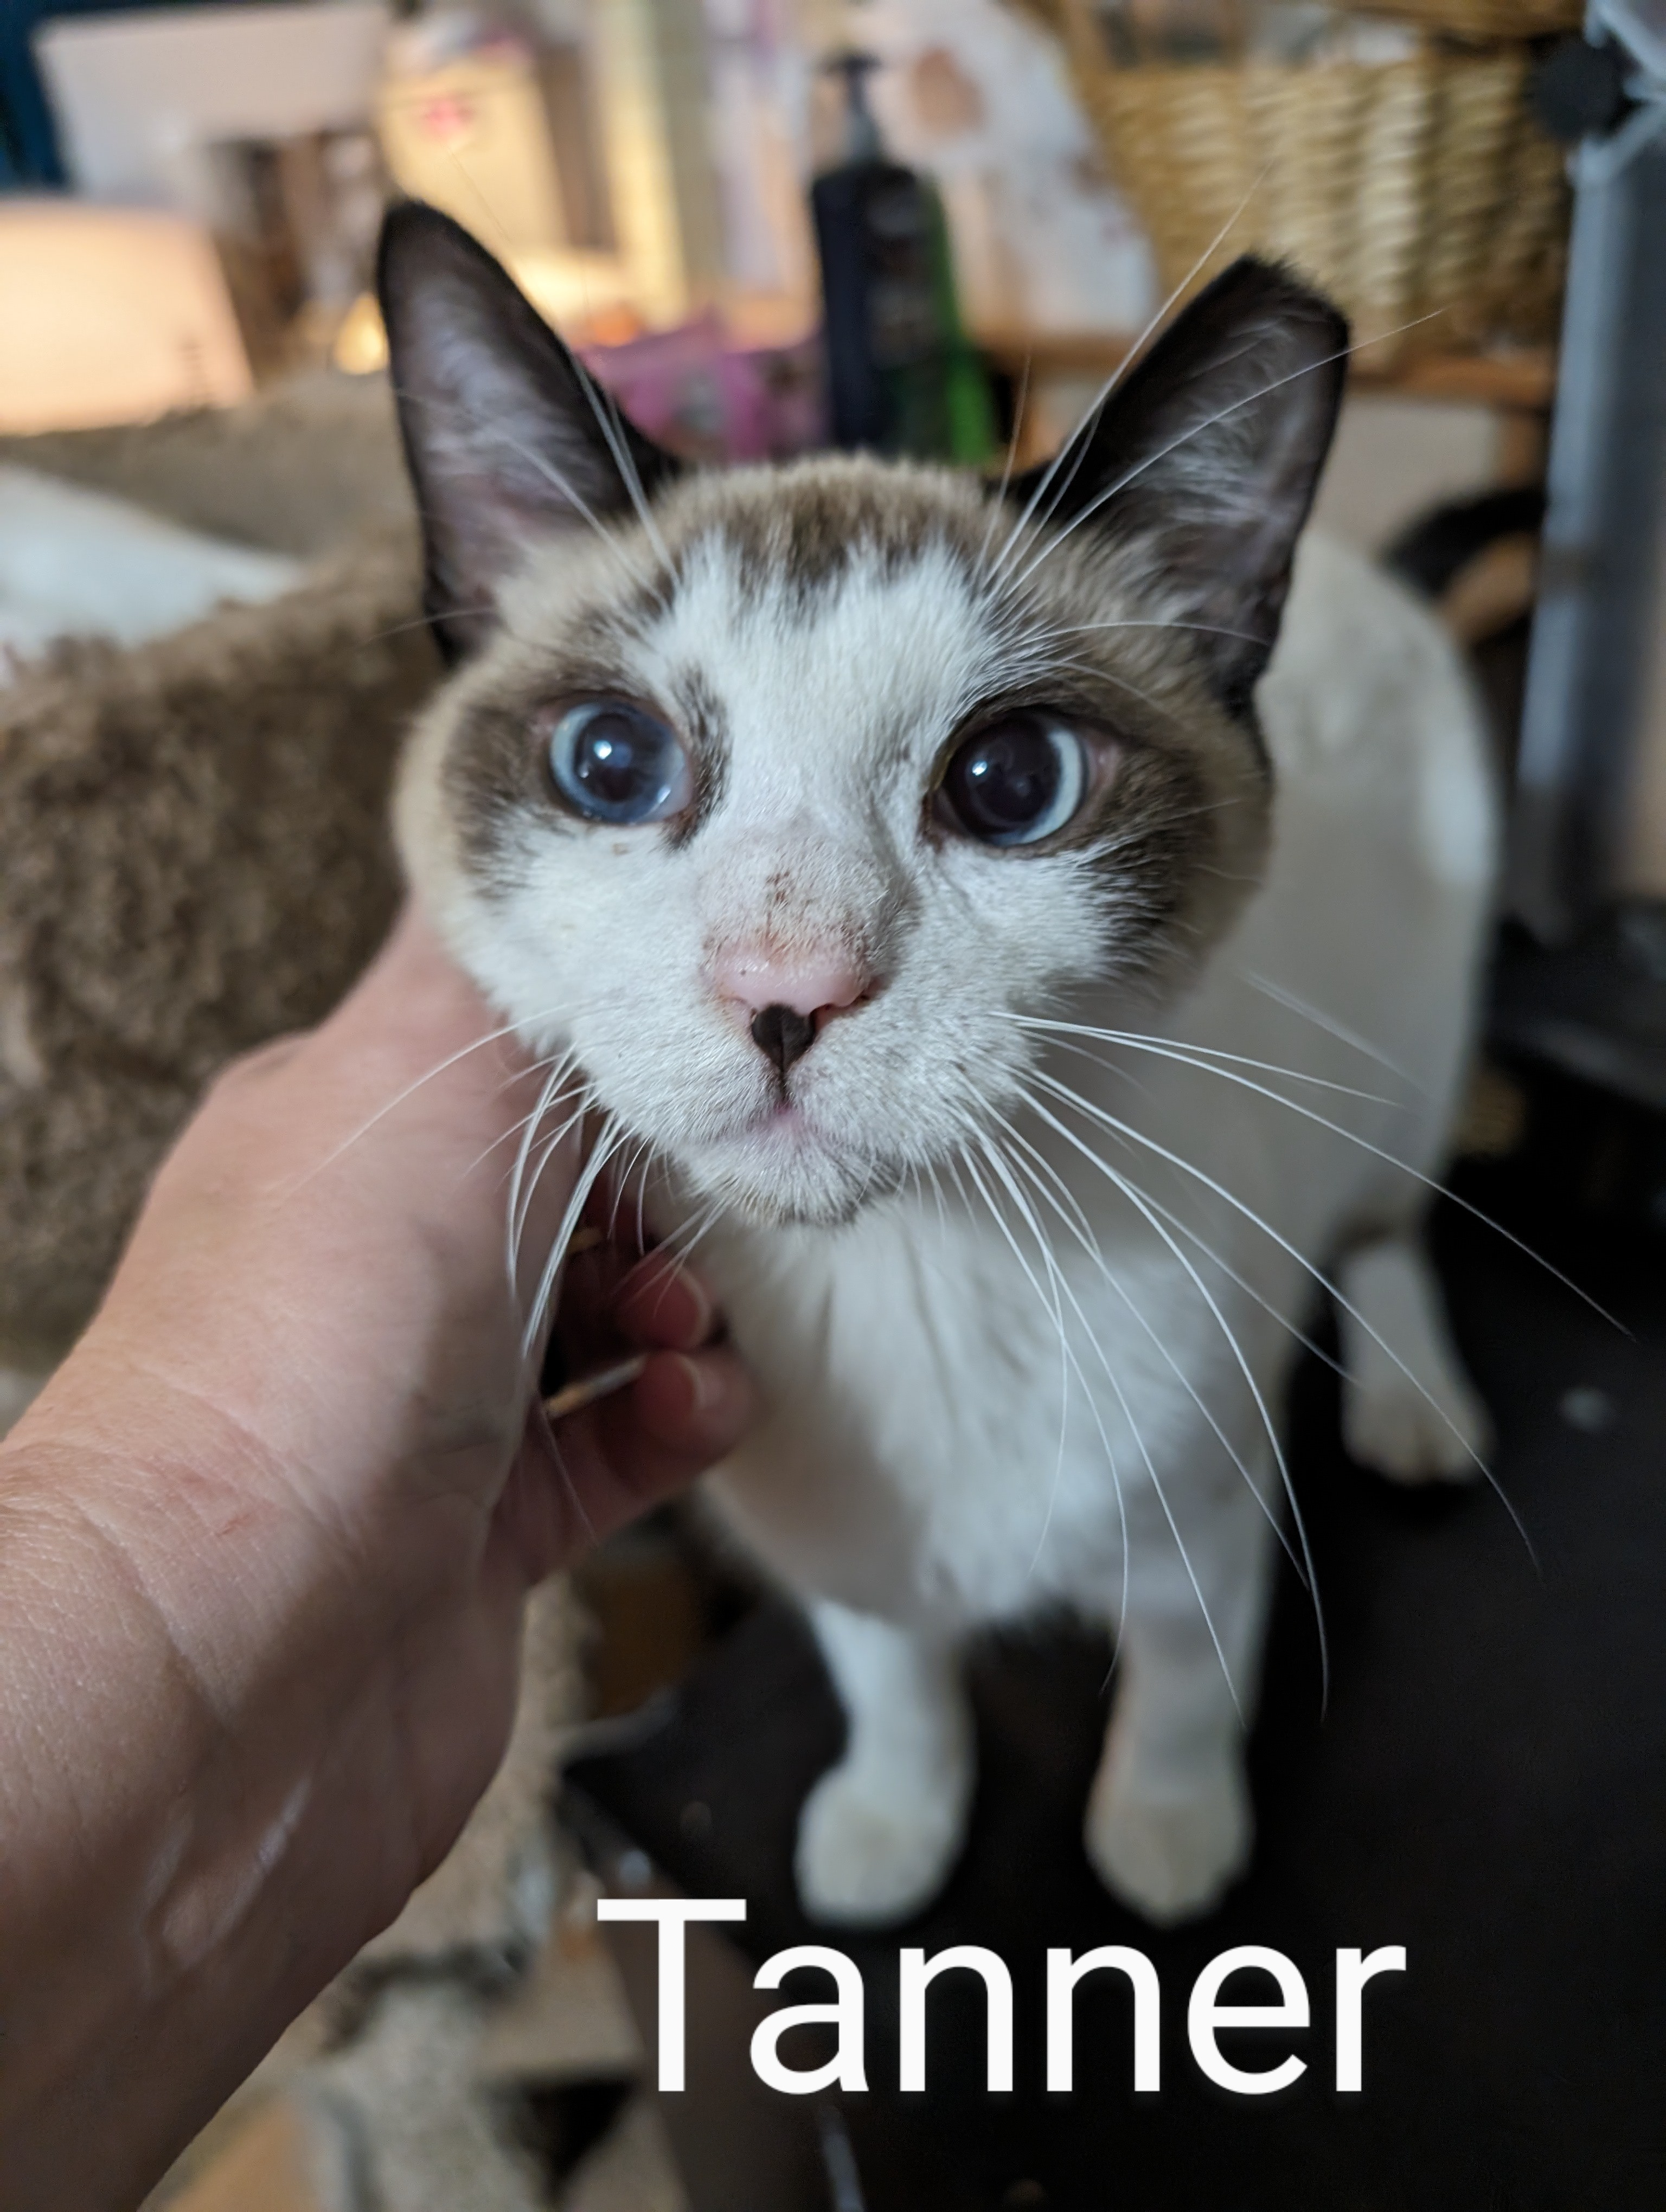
<box><xmin>937</xmin><ymin>713</ymin><xmax>1088</xmax><ymax>847</ymax></box>
<box><xmin>546</xmin><ymin>699</ymin><xmax>693</xmax><ymax>826</ymax></box>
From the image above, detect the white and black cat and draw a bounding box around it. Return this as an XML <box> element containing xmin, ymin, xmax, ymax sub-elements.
<box><xmin>379</xmin><ymin>202</ymin><xmax>1495</xmax><ymax>1928</ymax></box>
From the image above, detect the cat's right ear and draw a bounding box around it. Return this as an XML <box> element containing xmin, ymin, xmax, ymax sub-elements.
<box><xmin>1003</xmin><ymin>257</ymin><xmax>1348</xmax><ymax>718</ymax></box>
<box><xmin>377</xmin><ymin>201</ymin><xmax>680</xmax><ymax>662</ymax></box>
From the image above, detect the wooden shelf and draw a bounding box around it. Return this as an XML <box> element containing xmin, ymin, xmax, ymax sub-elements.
<box><xmin>1354</xmin><ymin>348</ymin><xmax>1558</xmax><ymax>410</ymax></box>
<box><xmin>973</xmin><ymin>330</ymin><xmax>1558</xmax><ymax>414</ymax></box>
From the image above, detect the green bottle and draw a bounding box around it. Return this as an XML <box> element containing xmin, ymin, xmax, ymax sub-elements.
<box><xmin>811</xmin><ymin>52</ymin><xmax>997</xmax><ymax>467</ymax></box>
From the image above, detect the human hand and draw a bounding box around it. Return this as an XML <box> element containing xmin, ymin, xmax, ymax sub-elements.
<box><xmin>0</xmin><ymin>910</ymin><xmax>751</xmax><ymax>2208</ymax></box>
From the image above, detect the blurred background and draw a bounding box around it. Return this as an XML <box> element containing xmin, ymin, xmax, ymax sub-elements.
<box><xmin>2</xmin><ymin>4</ymin><xmax>1665</xmax><ymax>2209</ymax></box>
<box><xmin>4</xmin><ymin>0</ymin><xmax>1663</xmax><ymax>1002</ymax></box>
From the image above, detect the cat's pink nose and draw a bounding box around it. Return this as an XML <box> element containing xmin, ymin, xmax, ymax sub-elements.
<box><xmin>715</xmin><ymin>947</ymin><xmax>867</xmax><ymax>1019</ymax></box>
<box><xmin>712</xmin><ymin>946</ymin><xmax>872</xmax><ymax>1075</ymax></box>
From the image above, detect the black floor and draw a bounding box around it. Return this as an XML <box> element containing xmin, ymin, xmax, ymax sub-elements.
<box><xmin>569</xmin><ymin>1172</ymin><xmax>1666</xmax><ymax>2212</ymax></box>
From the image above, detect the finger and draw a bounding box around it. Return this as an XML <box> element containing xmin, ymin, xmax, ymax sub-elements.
<box><xmin>626</xmin><ymin>1346</ymin><xmax>752</xmax><ymax>1455</ymax></box>
<box><xmin>580</xmin><ymin>1346</ymin><xmax>753</xmax><ymax>1526</ymax></box>
<box><xmin>505</xmin><ymin>1346</ymin><xmax>754</xmax><ymax>1579</ymax></box>
<box><xmin>611</xmin><ymin>1252</ymin><xmax>717</xmax><ymax>1351</ymax></box>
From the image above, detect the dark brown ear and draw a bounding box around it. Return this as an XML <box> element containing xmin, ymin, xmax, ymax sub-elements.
<box><xmin>377</xmin><ymin>200</ymin><xmax>681</xmax><ymax>662</ymax></box>
<box><xmin>1006</xmin><ymin>258</ymin><xmax>1349</xmax><ymax>715</ymax></box>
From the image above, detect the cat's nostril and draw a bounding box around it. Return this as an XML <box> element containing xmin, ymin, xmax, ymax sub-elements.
<box><xmin>751</xmin><ymin>1002</ymin><xmax>817</xmax><ymax>1076</ymax></box>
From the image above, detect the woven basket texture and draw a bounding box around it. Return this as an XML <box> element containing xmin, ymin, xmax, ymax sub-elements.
<box><xmin>1057</xmin><ymin>1</ymin><xmax>1568</xmax><ymax>363</ymax></box>
<box><xmin>1332</xmin><ymin>0</ymin><xmax>1581</xmax><ymax>37</ymax></box>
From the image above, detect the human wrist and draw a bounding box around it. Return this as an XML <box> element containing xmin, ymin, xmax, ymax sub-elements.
<box><xmin>4</xmin><ymin>1335</ymin><xmax>413</xmax><ymax>1753</ymax></box>
<box><xmin>0</xmin><ymin>1383</ymin><xmax>460</xmax><ymax>2209</ymax></box>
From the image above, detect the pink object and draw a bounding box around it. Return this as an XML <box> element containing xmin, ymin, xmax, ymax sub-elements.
<box><xmin>712</xmin><ymin>945</ymin><xmax>871</xmax><ymax>1024</ymax></box>
<box><xmin>579</xmin><ymin>314</ymin><xmax>824</xmax><ymax>465</ymax></box>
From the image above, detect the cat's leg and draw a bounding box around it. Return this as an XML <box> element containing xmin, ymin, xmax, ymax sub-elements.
<box><xmin>1337</xmin><ymin>1229</ymin><xmax>1491</xmax><ymax>1482</ymax></box>
<box><xmin>797</xmin><ymin>1599</ymin><xmax>973</xmax><ymax>1926</ymax></box>
<box><xmin>1085</xmin><ymin>1474</ymin><xmax>1273</xmax><ymax>1925</ymax></box>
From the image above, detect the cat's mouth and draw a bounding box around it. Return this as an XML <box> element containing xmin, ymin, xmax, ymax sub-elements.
<box><xmin>747</xmin><ymin>1099</ymin><xmax>815</xmax><ymax>1141</ymax></box>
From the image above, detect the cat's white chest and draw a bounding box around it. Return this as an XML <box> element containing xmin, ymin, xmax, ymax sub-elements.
<box><xmin>699</xmin><ymin>1193</ymin><xmax>1205</xmax><ymax>1628</ymax></box>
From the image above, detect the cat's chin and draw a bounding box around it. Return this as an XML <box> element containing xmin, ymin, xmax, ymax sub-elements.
<box><xmin>719</xmin><ymin>1187</ymin><xmax>868</xmax><ymax>1231</ymax></box>
<box><xmin>678</xmin><ymin>1122</ymin><xmax>903</xmax><ymax>1231</ymax></box>
<box><xmin>687</xmin><ymin>1166</ymin><xmax>899</xmax><ymax>1233</ymax></box>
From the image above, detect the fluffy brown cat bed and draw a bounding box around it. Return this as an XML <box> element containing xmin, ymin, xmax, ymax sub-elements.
<box><xmin>0</xmin><ymin>374</ymin><xmax>439</xmax><ymax>1380</ymax></box>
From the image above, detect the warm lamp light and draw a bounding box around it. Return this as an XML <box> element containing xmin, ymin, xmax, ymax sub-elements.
<box><xmin>0</xmin><ymin>202</ymin><xmax>253</xmax><ymax>435</ymax></box>
<box><xmin>331</xmin><ymin>292</ymin><xmax>389</xmax><ymax>376</ymax></box>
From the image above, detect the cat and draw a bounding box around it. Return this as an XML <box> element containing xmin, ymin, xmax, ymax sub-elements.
<box><xmin>378</xmin><ymin>200</ymin><xmax>1496</xmax><ymax>1928</ymax></box>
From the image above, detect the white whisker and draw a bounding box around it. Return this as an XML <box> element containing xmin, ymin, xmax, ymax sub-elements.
<box><xmin>1006</xmin><ymin>313</ymin><xmax>1442</xmax><ymax>596</ymax></box>
<box><xmin>969</xmin><ymin>1134</ymin><xmax>1245</xmax><ymax>1713</ymax></box>
<box><xmin>1030</xmin><ymin>1068</ymin><xmax>1539</xmax><ymax>1564</ymax></box>
<box><xmin>976</xmin><ymin>353</ymin><xmax>1033</xmax><ymax>581</ymax></box>
<box><xmin>1133</xmin><ymin>1179</ymin><xmax>1345</xmax><ymax>1381</ymax></box>
<box><xmin>577</xmin><ymin>364</ymin><xmax>675</xmax><ymax>580</ymax></box>
<box><xmin>1040</xmin><ymin>1033</ymin><xmax>1620</xmax><ymax>1332</ymax></box>
<box><xmin>1015</xmin><ymin>1086</ymin><xmax>1327</xmax><ymax>1696</ymax></box>
<box><xmin>961</xmin><ymin>1131</ymin><xmax>1073</xmax><ymax>1579</ymax></box>
<box><xmin>989</xmin><ymin>1099</ymin><xmax>1312</xmax><ymax>1591</ymax></box>
<box><xmin>657</xmin><ymin>1194</ymin><xmax>725</xmax><ymax>1274</ymax></box>
<box><xmin>389</xmin><ymin>379</ymin><xmax>655</xmax><ymax>593</ymax></box>
<box><xmin>289</xmin><ymin>1008</ymin><xmax>562</xmax><ymax>1195</ymax></box>
<box><xmin>1241</xmin><ymin>970</ymin><xmax>1420</xmax><ymax>1085</ymax></box>
<box><xmin>522</xmin><ymin>1116</ymin><xmax>626</xmax><ymax>1360</ymax></box>
<box><xmin>969</xmin><ymin>1127</ymin><xmax>1143</xmax><ymax>1646</ymax></box>
<box><xmin>1008</xmin><ymin>1013</ymin><xmax>1402</xmax><ymax>1105</ymax></box>
<box><xmin>507</xmin><ymin>1057</ymin><xmax>581</xmax><ymax>1289</ymax></box>
<box><xmin>986</xmin><ymin>170</ymin><xmax>1274</xmax><ymax>580</ymax></box>
<box><xmin>459</xmin><ymin>1053</ymin><xmax>578</xmax><ymax>1184</ymax></box>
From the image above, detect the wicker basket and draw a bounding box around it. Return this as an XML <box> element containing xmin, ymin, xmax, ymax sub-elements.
<box><xmin>1055</xmin><ymin>0</ymin><xmax>1568</xmax><ymax>365</ymax></box>
<box><xmin>1332</xmin><ymin>0</ymin><xmax>1582</xmax><ymax>37</ymax></box>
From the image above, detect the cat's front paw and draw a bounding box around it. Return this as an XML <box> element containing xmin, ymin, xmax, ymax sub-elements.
<box><xmin>1344</xmin><ymin>1365</ymin><xmax>1492</xmax><ymax>1484</ymax></box>
<box><xmin>796</xmin><ymin>1758</ymin><xmax>968</xmax><ymax>1927</ymax></box>
<box><xmin>1339</xmin><ymin>1239</ymin><xmax>1492</xmax><ymax>1484</ymax></box>
<box><xmin>1084</xmin><ymin>1748</ymin><xmax>1251</xmax><ymax>1925</ymax></box>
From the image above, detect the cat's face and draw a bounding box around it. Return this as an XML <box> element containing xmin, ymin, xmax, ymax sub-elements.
<box><xmin>381</xmin><ymin>208</ymin><xmax>1345</xmax><ymax>1227</ymax></box>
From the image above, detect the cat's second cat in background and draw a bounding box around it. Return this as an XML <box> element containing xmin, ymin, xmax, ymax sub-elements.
<box><xmin>380</xmin><ymin>203</ymin><xmax>1495</xmax><ymax>1926</ymax></box>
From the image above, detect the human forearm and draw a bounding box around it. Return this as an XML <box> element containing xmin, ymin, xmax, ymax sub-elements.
<box><xmin>0</xmin><ymin>1398</ymin><xmax>448</xmax><ymax>2211</ymax></box>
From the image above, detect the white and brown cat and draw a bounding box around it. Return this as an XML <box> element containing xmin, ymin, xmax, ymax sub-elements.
<box><xmin>380</xmin><ymin>201</ymin><xmax>1495</xmax><ymax>1929</ymax></box>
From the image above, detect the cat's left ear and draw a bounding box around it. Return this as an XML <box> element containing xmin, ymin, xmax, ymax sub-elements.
<box><xmin>1005</xmin><ymin>257</ymin><xmax>1349</xmax><ymax>716</ymax></box>
<box><xmin>377</xmin><ymin>201</ymin><xmax>681</xmax><ymax>661</ymax></box>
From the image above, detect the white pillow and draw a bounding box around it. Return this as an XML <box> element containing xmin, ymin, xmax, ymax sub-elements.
<box><xmin>0</xmin><ymin>465</ymin><xmax>302</xmax><ymax>678</ymax></box>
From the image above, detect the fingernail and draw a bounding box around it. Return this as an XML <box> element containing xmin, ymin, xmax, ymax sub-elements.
<box><xmin>639</xmin><ymin>1262</ymin><xmax>710</xmax><ymax>1347</ymax></box>
<box><xmin>671</xmin><ymin>1352</ymin><xmax>714</xmax><ymax>1419</ymax></box>
<box><xmin>672</xmin><ymin>1268</ymin><xmax>713</xmax><ymax>1343</ymax></box>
